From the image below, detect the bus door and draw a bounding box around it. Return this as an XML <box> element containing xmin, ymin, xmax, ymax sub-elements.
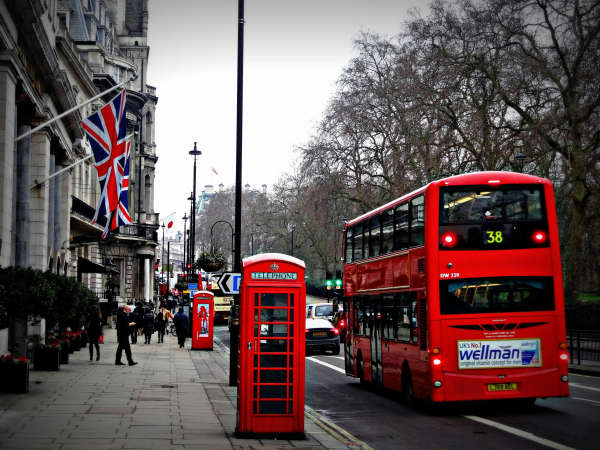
<box><xmin>369</xmin><ymin>296</ymin><xmax>383</xmax><ymax>384</ymax></box>
<box><xmin>344</xmin><ymin>297</ymin><xmax>354</xmax><ymax>375</ymax></box>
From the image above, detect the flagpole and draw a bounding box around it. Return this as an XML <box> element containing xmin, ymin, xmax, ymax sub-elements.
<box><xmin>14</xmin><ymin>75</ymin><xmax>138</xmax><ymax>143</ymax></box>
<box><xmin>29</xmin><ymin>133</ymin><xmax>136</xmax><ymax>190</ymax></box>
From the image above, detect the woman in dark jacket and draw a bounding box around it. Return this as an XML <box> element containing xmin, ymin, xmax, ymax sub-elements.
<box><xmin>143</xmin><ymin>308</ymin><xmax>155</xmax><ymax>344</ymax></box>
<box><xmin>86</xmin><ymin>306</ymin><xmax>102</xmax><ymax>361</ymax></box>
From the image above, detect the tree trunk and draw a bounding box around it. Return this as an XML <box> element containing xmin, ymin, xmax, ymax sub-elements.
<box><xmin>565</xmin><ymin>146</ymin><xmax>589</xmax><ymax>304</ymax></box>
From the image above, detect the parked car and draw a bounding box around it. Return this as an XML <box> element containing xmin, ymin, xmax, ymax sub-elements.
<box><xmin>306</xmin><ymin>303</ymin><xmax>342</xmax><ymax>321</ymax></box>
<box><xmin>332</xmin><ymin>310</ymin><xmax>347</xmax><ymax>340</ymax></box>
<box><xmin>305</xmin><ymin>318</ymin><xmax>340</xmax><ymax>355</ymax></box>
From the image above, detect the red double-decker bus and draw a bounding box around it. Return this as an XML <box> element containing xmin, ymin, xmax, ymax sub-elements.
<box><xmin>342</xmin><ymin>171</ymin><xmax>569</xmax><ymax>403</ymax></box>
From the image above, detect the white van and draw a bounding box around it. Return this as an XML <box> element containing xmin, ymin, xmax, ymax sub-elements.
<box><xmin>306</xmin><ymin>303</ymin><xmax>342</xmax><ymax>322</ymax></box>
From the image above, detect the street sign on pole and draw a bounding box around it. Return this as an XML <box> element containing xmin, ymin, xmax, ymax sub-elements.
<box><xmin>188</xmin><ymin>283</ymin><xmax>198</xmax><ymax>290</ymax></box>
<box><xmin>218</xmin><ymin>272</ymin><xmax>241</xmax><ymax>295</ymax></box>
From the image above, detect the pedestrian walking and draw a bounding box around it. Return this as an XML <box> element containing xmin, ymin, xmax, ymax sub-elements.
<box><xmin>143</xmin><ymin>308</ymin><xmax>155</xmax><ymax>344</ymax></box>
<box><xmin>115</xmin><ymin>305</ymin><xmax>138</xmax><ymax>366</ymax></box>
<box><xmin>156</xmin><ymin>306</ymin><xmax>173</xmax><ymax>343</ymax></box>
<box><xmin>129</xmin><ymin>307</ymin><xmax>141</xmax><ymax>344</ymax></box>
<box><xmin>86</xmin><ymin>305</ymin><xmax>102</xmax><ymax>361</ymax></box>
<box><xmin>173</xmin><ymin>307</ymin><xmax>189</xmax><ymax>348</ymax></box>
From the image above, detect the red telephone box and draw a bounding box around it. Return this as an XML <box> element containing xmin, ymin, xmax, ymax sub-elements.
<box><xmin>192</xmin><ymin>291</ymin><xmax>214</xmax><ymax>350</ymax></box>
<box><xmin>236</xmin><ymin>253</ymin><xmax>306</xmax><ymax>440</ymax></box>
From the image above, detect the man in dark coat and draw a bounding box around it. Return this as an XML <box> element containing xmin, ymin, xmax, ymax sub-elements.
<box><xmin>173</xmin><ymin>307</ymin><xmax>189</xmax><ymax>348</ymax></box>
<box><xmin>129</xmin><ymin>307</ymin><xmax>141</xmax><ymax>344</ymax></box>
<box><xmin>143</xmin><ymin>308</ymin><xmax>155</xmax><ymax>344</ymax></box>
<box><xmin>115</xmin><ymin>305</ymin><xmax>138</xmax><ymax>366</ymax></box>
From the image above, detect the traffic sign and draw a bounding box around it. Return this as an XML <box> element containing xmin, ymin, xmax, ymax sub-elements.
<box><xmin>218</xmin><ymin>272</ymin><xmax>241</xmax><ymax>295</ymax></box>
<box><xmin>188</xmin><ymin>283</ymin><xmax>198</xmax><ymax>290</ymax></box>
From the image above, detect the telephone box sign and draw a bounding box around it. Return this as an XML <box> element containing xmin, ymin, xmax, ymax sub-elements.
<box><xmin>458</xmin><ymin>339</ymin><xmax>542</xmax><ymax>370</ymax></box>
<box><xmin>251</xmin><ymin>272</ymin><xmax>297</xmax><ymax>280</ymax></box>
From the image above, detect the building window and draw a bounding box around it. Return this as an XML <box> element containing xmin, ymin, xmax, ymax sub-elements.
<box><xmin>113</xmin><ymin>65</ymin><xmax>123</xmax><ymax>83</ymax></box>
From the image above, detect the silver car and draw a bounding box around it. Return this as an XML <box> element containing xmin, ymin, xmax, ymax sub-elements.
<box><xmin>305</xmin><ymin>318</ymin><xmax>340</xmax><ymax>355</ymax></box>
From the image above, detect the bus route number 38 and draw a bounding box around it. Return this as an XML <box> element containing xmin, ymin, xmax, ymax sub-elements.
<box><xmin>440</xmin><ymin>273</ymin><xmax>460</xmax><ymax>278</ymax></box>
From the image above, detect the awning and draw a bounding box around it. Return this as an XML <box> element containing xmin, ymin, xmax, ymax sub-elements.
<box><xmin>77</xmin><ymin>256</ymin><xmax>119</xmax><ymax>282</ymax></box>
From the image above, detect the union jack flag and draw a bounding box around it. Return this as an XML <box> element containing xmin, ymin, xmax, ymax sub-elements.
<box><xmin>82</xmin><ymin>90</ymin><xmax>131</xmax><ymax>239</ymax></box>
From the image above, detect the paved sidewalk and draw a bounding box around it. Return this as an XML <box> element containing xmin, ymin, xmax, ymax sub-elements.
<box><xmin>0</xmin><ymin>329</ymin><xmax>349</xmax><ymax>450</ymax></box>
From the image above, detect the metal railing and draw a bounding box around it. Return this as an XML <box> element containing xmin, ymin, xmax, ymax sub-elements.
<box><xmin>567</xmin><ymin>330</ymin><xmax>600</xmax><ymax>365</ymax></box>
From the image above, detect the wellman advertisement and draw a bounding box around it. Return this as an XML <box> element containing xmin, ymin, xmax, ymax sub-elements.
<box><xmin>458</xmin><ymin>339</ymin><xmax>542</xmax><ymax>369</ymax></box>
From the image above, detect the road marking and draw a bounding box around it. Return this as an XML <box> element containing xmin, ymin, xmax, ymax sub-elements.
<box><xmin>570</xmin><ymin>373</ymin><xmax>599</xmax><ymax>379</ymax></box>
<box><xmin>570</xmin><ymin>382</ymin><xmax>600</xmax><ymax>392</ymax></box>
<box><xmin>571</xmin><ymin>397</ymin><xmax>600</xmax><ymax>405</ymax></box>
<box><xmin>305</xmin><ymin>405</ymin><xmax>374</xmax><ymax>450</ymax></box>
<box><xmin>307</xmin><ymin>356</ymin><xmax>346</xmax><ymax>374</ymax></box>
<box><xmin>464</xmin><ymin>416</ymin><xmax>577</xmax><ymax>450</ymax></box>
<box><xmin>320</xmin><ymin>355</ymin><xmax>345</xmax><ymax>360</ymax></box>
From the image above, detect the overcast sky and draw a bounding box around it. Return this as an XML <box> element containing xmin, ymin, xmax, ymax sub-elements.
<box><xmin>148</xmin><ymin>0</ymin><xmax>424</xmax><ymax>234</ymax></box>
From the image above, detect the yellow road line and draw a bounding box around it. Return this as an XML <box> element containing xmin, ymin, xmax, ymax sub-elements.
<box><xmin>305</xmin><ymin>405</ymin><xmax>375</xmax><ymax>450</ymax></box>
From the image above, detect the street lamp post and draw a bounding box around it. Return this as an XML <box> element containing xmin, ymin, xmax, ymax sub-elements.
<box><xmin>515</xmin><ymin>151</ymin><xmax>528</xmax><ymax>173</ymax></box>
<box><xmin>167</xmin><ymin>240</ymin><xmax>171</xmax><ymax>300</ymax></box>
<box><xmin>188</xmin><ymin>141</ymin><xmax>201</xmax><ymax>275</ymax></box>
<box><xmin>290</xmin><ymin>224</ymin><xmax>296</xmax><ymax>257</ymax></box>
<box><xmin>182</xmin><ymin>213</ymin><xmax>188</xmax><ymax>279</ymax></box>
<box><xmin>230</xmin><ymin>0</ymin><xmax>246</xmax><ymax>388</ymax></box>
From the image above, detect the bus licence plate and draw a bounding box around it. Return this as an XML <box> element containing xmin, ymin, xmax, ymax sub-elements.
<box><xmin>487</xmin><ymin>383</ymin><xmax>517</xmax><ymax>391</ymax></box>
<box><xmin>313</xmin><ymin>332</ymin><xmax>327</xmax><ymax>336</ymax></box>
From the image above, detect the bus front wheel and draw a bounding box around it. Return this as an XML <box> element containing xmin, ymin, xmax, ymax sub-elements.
<box><xmin>401</xmin><ymin>365</ymin><xmax>414</xmax><ymax>405</ymax></box>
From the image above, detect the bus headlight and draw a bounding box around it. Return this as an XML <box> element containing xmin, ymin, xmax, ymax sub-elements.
<box><xmin>433</xmin><ymin>358</ymin><xmax>442</xmax><ymax>366</ymax></box>
<box><xmin>434</xmin><ymin>380</ymin><xmax>442</xmax><ymax>388</ymax></box>
<box><xmin>560</xmin><ymin>353</ymin><xmax>568</xmax><ymax>361</ymax></box>
<box><xmin>561</xmin><ymin>375</ymin><xmax>568</xmax><ymax>382</ymax></box>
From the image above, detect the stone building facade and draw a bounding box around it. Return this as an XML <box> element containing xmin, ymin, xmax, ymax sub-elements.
<box><xmin>0</xmin><ymin>0</ymin><xmax>159</xmax><ymax>353</ymax></box>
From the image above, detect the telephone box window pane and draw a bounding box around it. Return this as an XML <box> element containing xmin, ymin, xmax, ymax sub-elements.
<box><xmin>290</xmin><ymin>309</ymin><xmax>294</xmax><ymax>322</ymax></box>
<box><xmin>254</xmin><ymin>324</ymin><xmax>258</xmax><ymax>337</ymax></box>
<box><xmin>289</xmin><ymin>355</ymin><xmax>294</xmax><ymax>368</ymax></box>
<box><xmin>290</xmin><ymin>293</ymin><xmax>294</xmax><ymax>307</ymax></box>
<box><xmin>254</xmin><ymin>355</ymin><xmax>258</xmax><ymax>367</ymax></box>
<box><xmin>260</xmin><ymin>370</ymin><xmax>286</xmax><ymax>383</ymax></box>
<box><xmin>253</xmin><ymin>385</ymin><xmax>257</xmax><ymax>398</ymax></box>
<box><xmin>255</xmin><ymin>293</ymin><xmax>259</xmax><ymax>307</ymax></box>
<box><xmin>288</xmin><ymin>339</ymin><xmax>294</xmax><ymax>352</ymax></box>
<box><xmin>289</xmin><ymin>370</ymin><xmax>293</xmax><ymax>383</ymax></box>
<box><xmin>260</xmin><ymin>340</ymin><xmax>288</xmax><ymax>353</ymax></box>
<box><xmin>288</xmin><ymin>385</ymin><xmax>293</xmax><ymax>398</ymax></box>
<box><xmin>259</xmin><ymin>385</ymin><xmax>286</xmax><ymax>399</ymax></box>
<box><xmin>290</xmin><ymin>324</ymin><xmax>294</xmax><ymax>337</ymax></box>
<box><xmin>259</xmin><ymin>401</ymin><xmax>286</xmax><ymax>414</ymax></box>
<box><xmin>288</xmin><ymin>401</ymin><xmax>293</xmax><ymax>414</ymax></box>
<box><xmin>260</xmin><ymin>355</ymin><xmax>287</xmax><ymax>367</ymax></box>
<box><xmin>260</xmin><ymin>324</ymin><xmax>288</xmax><ymax>337</ymax></box>
<box><xmin>254</xmin><ymin>309</ymin><xmax>259</xmax><ymax>322</ymax></box>
<box><xmin>253</xmin><ymin>401</ymin><xmax>257</xmax><ymax>414</ymax></box>
<box><xmin>261</xmin><ymin>293</ymin><xmax>288</xmax><ymax>307</ymax></box>
<box><xmin>253</xmin><ymin>370</ymin><xmax>258</xmax><ymax>383</ymax></box>
<box><xmin>261</xmin><ymin>309</ymin><xmax>288</xmax><ymax>322</ymax></box>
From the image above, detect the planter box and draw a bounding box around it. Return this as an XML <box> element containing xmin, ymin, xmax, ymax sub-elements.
<box><xmin>0</xmin><ymin>364</ymin><xmax>29</xmax><ymax>393</ymax></box>
<box><xmin>80</xmin><ymin>333</ymin><xmax>87</xmax><ymax>348</ymax></box>
<box><xmin>68</xmin><ymin>337</ymin><xmax>75</xmax><ymax>354</ymax></box>
<box><xmin>200</xmin><ymin>261</ymin><xmax>223</xmax><ymax>272</ymax></box>
<box><xmin>73</xmin><ymin>335</ymin><xmax>81</xmax><ymax>351</ymax></box>
<box><xmin>60</xmin><ymin>343</ymin><xmax>70</xmax><ymax>364</ymax></box>
<box><xmin>34</xmin><ymin>348</ymin><xmax>60</xmax><ymax>371</ymax></box>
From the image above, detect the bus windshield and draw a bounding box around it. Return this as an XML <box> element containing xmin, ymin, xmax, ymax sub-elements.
<box><xmin>441</xmin><ymin>188</ymin><xmax>544</xmax><ymax>223</ymax></box>
<box><xmin>440</xmin><ymin>276</ymin><xmax>555</xmax><ymax>315</ymax></box>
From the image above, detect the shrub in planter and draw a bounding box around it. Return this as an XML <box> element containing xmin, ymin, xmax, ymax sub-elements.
<box><xmin>197</xmin><ymin>245</ymin><xmax>227</xmax><ymax>273</ymax></box>
<box><xmin>0</xmin><ymin>355</ymin><xmax>30</xmax><ymax>393</ymax></box>
<box><xmin>33</xmin><ymin>343</ymin><xmax>60</xmax><ymax>371</ymax></box>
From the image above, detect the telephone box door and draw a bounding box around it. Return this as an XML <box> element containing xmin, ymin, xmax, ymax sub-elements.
<box><xmin>192</xmin><ymin>291</ymin><xmax>214</xmax><ymax>350</ymax></box>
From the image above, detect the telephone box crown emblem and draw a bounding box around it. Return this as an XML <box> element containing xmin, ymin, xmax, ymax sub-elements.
<box><xmin>270</xmin><ymin>263</ymin><xmax>279</xmax><ymax>271</ymax></box>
